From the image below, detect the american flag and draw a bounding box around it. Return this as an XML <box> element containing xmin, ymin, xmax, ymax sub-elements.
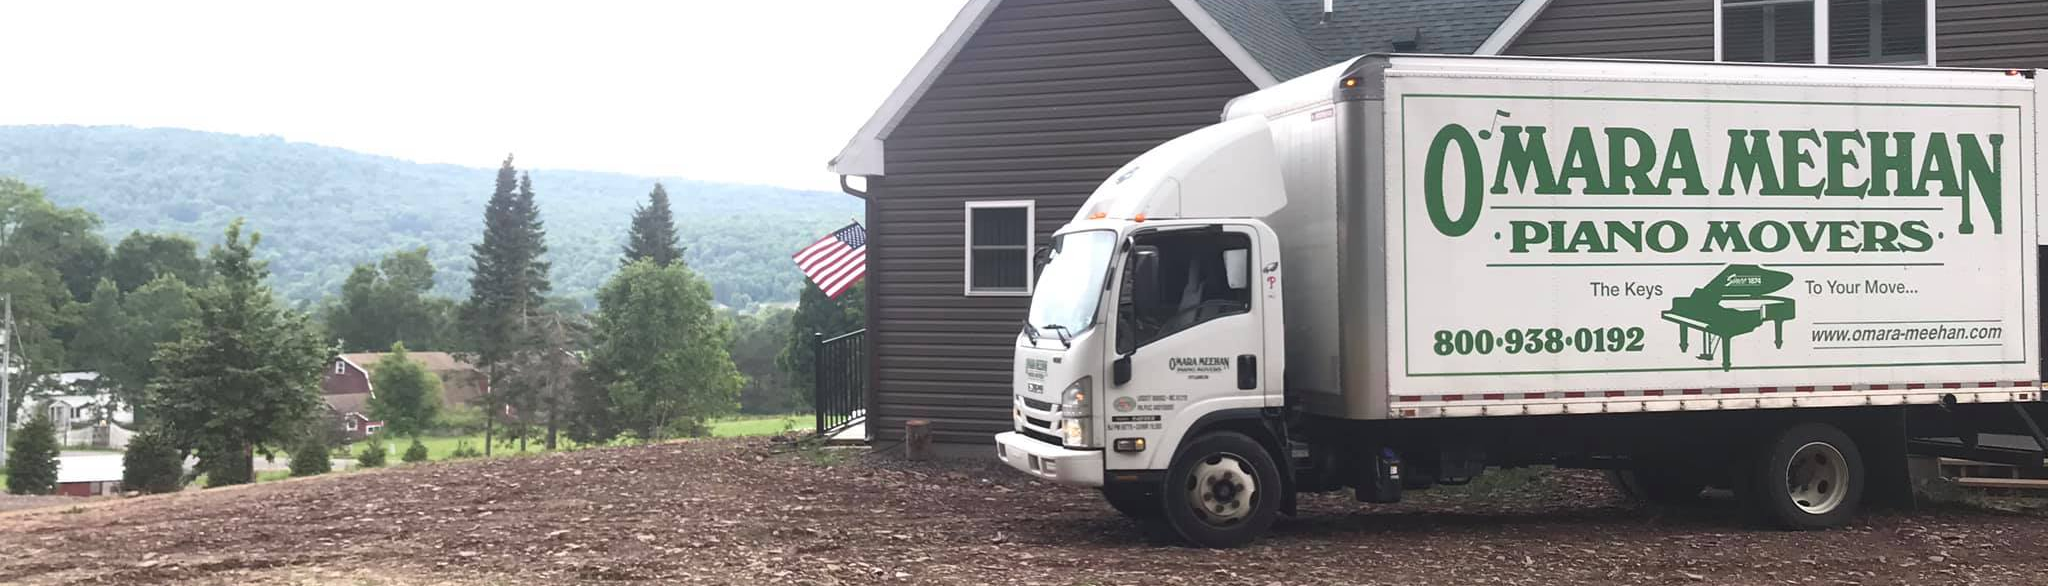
<box><xmin>793</xmin><ymin>222</ymin><xmax>867</xmax><ymax>298</ymax></box>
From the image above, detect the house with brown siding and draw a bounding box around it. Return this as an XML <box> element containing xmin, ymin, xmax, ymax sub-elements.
<box><xmin>831</xmin><ymin>0</ymin><xmax>2048</xmax><ymax>448</ymax></box>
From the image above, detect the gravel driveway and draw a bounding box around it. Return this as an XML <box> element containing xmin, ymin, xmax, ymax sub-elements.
<box><xmin>0</xmin><ymin>437</ymin><xmax>2043</xmax><ymax>585</ymax></box>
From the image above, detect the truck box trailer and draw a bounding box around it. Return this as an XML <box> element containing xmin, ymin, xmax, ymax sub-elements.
<box><xmin>992</xmin><ymin>55</ymin><xmax>2048</xmax><ymax>547</ymax></box>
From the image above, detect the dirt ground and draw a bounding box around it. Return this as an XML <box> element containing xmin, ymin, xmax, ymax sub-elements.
<box><xmin>2</xmin><ymin>437</ymin><xmax>2046</xmax><ymax>586</ymax></box>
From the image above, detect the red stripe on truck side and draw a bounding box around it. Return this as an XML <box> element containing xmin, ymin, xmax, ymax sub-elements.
<box><xmin>1643</xmin><ymin>390</ymin><xmax>1665</xmax><ymax>397</ymax></box>
<box><xmin>1795</xmin><ymin>386</ymin><xmax>1816</xmax><ymax>392</ymax></box>
<box><xmin>1979</xmin><ymin>382</ymin><xmax>1999</xmax><ymax>388</ymax></box>
<box><xmin>1397</xmin><ymin>396</ymin><xmax>1421</xmax><ymax>403</ymax></box>
<box><xmin>1605</xmin><ymin>390</ymin><xmax>1628</xmax><ymax>398</ymax></box>
<box><xmin>1682</xmin><ymin>389</ymin><xmax>1704</xmax><ymax>395</ymax></box>
<box><xmin>1834</xmin><ymin>385</ymin><xmax>1854</xmax><ymax>392</ymax></box>
<box><xmin>1719</xmin><ymin>388</ymin><xmax>1742</xmax><ymax>395</ymax></box>
<box><xmin>1523</xmin><ymin>392</ymin><xmax>1547</xmax><ymax>400</ymax></box>
<box><xmin>1564</xmin><ymin>392</ymin><xmax>1586</xmax><ymax>398</ymax></box>
<box><xmin>1482</xmin><ymin>393</ymin><xmax>1505</xmax><ymax>401</ymax></box>
<box><xmin>1941</xmin><ymin>382</ymin><xmax>1962</xmax><ymax>389</ymax></box>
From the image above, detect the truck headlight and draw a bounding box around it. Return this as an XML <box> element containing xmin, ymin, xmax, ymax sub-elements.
<box><xmin>1059</xmin><ymin>377</ymin><xmax>1096</xmax><ymax>448</ymax></box>
<box><xmin>1012</xmin><ymin>395</ymin><xmax>1024</xmax><ymax>431</ymax></box>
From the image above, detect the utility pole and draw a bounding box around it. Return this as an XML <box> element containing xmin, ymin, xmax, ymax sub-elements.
<box><xmin>1</xmin><ymin>293</ymin><xmax>13</xmax><ymax>452</ymax></box>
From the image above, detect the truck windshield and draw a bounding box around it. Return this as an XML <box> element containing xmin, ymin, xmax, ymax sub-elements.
<box><xmin>1027</xmin><ymin>230</ymin><xmax>1117</xmax><ymax>335</ymax></box>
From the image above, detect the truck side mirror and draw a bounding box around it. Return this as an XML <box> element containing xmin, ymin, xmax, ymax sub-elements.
<box><xmin>1033</xmin><ymin>244</ymin><xmax>1054</xmax><ymax>272</ymax></box>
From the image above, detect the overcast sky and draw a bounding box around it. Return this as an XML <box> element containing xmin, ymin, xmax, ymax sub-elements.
<box><xmin>0</xmin><ymin>1</ymin><xmax>968</xmax><ymax>192</ymax></box>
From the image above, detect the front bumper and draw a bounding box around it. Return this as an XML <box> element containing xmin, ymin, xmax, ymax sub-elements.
<box><xmin>995</xmin><ymin>431</ymin><xmax>1103</xmax><ymax>487</ymax></box>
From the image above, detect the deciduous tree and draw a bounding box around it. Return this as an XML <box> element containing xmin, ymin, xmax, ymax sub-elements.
<box><xmin>106</xmin><ymin>231</ymin><xmax>206</xmax><ymax>293</ymax></box>
<box><xmin>367</xmin><ymin>342</ymin><xmax>442</xmax><ymax>438</ymax></box>
<box><xmin>777</xmin><ymin>281</ymin><xmax>865</xmax><ymax>407</ymax></box>
<box><xmin>589</xmin><ymin>260</ymin><xmax>742</xmax><ymax>439</ymax></box>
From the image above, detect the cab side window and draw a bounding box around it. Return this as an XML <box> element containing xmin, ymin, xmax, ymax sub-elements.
<box><xmin>1117</xmin><ymin>229</ymin><xmax>1252</xmax><ymax>351</ymax></box>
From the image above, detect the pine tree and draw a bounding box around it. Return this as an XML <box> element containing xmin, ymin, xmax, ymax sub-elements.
<box><xmin>6</xmin><ymin>413</ymin><xmax>59</xmax><ymax>495</ymax></box>
<box><xmin>288</xmin><ymin>433</ymin><xmax>332</xmax><ymax>477</ymax></box>
<box><xmin>148</xmin><ymin>220</ymin><xmax>329</xmax><ymax>488</ymax></box>
<box><xmin>621</xmin><ymin>182</ymin><xmax>683</xmax><ymax>267</ymax></box>
<box><xmin>402</xmin><ymin>438</ymin><xmax>430</xmax><ymax>463</ymax></box>
<box><xmin>463</xmin><ymin>157</ymin><xmax>552</xmax><ymax>455</ymax></box>
<box><xmin>356</xmin><ymin>437</ymin><xmax>387</xmax><ymax>468</ymax></box>
<box><xmin>121</xmin><ymin>425</ymin><xmax>185</xmax><ymax>493</ymax></box>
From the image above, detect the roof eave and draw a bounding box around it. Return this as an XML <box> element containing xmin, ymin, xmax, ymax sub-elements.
<box><xmin>827</xmin><ymin>0</ymin><xmax>1004</xmax><ymax>178</ymax></box>
<box><xmin>828</xmin><ymin>0</ymin><xmax>1280</xmax><ymax>177</ymax></box>
<box><xmin>1473</xmin><ymin>0</ymin><xmax>1553</xmax><ymax>55</ymax></box>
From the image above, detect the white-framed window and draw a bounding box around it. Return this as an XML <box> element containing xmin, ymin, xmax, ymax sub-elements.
<box><xmin>346</xmin><ymin>418</ymin><xmax>358</xmax><ymax>431</ymax></box>
<box><xmin>334</xmin><ymin>360</ymin><xmax>347</xmax><ymax>375</ymax></box>
<box><xmin>1716</xmin><ymin>0</ymin><xmax>1934</xmax><ymax>65</ymax></box>
<box><xmin>964</xmin><ymin>200</ymin><xmax>1036</xmax><ymax>296</ymax></box>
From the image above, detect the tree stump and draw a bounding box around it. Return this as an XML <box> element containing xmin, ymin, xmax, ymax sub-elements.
<box><xmin>905</xmin><ymin>419</ymin><xmax>933</xmax><ymax>461</ymax></box>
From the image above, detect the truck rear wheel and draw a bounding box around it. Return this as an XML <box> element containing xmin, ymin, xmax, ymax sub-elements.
<box><xmin>1161</xmin><ymin>431</ymin><xmax>1282</xmax><ymax>548</ymax></box>
<box><xmin>1740</xmin><ymin>422</ymin><xmax>1864</xmax><ymax>530</ymax></box>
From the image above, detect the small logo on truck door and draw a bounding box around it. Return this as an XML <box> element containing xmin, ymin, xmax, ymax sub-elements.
<box><xmin>1025</xmin><ymin>358</ymin><xmax>1048</xmax><ymax>380</ymax></box>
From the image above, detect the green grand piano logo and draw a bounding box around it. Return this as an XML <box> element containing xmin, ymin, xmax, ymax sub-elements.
<box><xmin>1659</xmin><ymin>264</ymin><xmax>1797</xmax><ymax>370</ymax></box>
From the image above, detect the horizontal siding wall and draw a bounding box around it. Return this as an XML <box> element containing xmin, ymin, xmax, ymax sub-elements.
<box><xmin>1505</xmin><ymin>0</ymin><xmax>1714</xmax><ymax>60</ymax></box>
<box><xmin>1939</xmin><ymin>0</ymin><xmax>2048</xmax><ymax>69</ymax></box>
<box><xmin>871</xmin><ymin>0</ymin><xmax>1255</xmax><ymax>445</ymax></box>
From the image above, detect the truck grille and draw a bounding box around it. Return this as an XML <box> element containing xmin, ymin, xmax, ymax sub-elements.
<box><xmin>1021</xmin><ymin>428</ymin><xmax>1061</xmax><ymax>446</ymax></box>
<box><xmin>1022</xmin><ymin>397</ymin><xmax>1055</xmax><ymax>412</ymax></box>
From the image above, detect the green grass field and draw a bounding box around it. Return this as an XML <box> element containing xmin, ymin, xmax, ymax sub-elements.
<box><xmin>373</xmin><ymin>414</ymin><xmax>809</xmax><ymax>462</ymax></box>
<box><xmin>710</xmin><ymin>414</ymin><xmax>808</xmax><ymax>437</ymax></box>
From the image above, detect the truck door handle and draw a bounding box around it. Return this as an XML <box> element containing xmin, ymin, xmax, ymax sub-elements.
<box><xmin>1237</xmin><ymin>354</ymin><xmax>1257</xmax><ymax>390</ymax></box>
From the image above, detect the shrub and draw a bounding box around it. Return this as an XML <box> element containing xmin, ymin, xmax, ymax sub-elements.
<box><xmin>289</xmin><ymin>434</ymin><xmax>332</xmax><ymax>477</ymax></box>
<box><xmin>6</xmin><ymin>414</ymin><xmax>60</xmax><ymax>495</ymax></box>
<box><xmin>402</xmin><ymin>439</ymin><xmax>430</xmax><ymax>463</ymax></box>
<box><xmin>448</xmin><ymin>441</ymin><xmax>482</xmax><ymax>459</ymax></box>
<box><xmin>121</xmin><ymin>427</ymin><xmax>186</xmax><ymax>494</ymax></box>
<box><xmin>356</xmin><ymin>437</ymin><xmax>388</xmax><ymax>468</ymax></box>
<box><xmin>198</xmin><ymin>443</ymin><xmax>254</xmax><ymax>488</ymax></box>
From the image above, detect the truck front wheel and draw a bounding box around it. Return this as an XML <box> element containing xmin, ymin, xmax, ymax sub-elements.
<box><xmin>1101</xmin><ymin>485</ymin><xmax>1162</xmax><ymax>519</ymax></box>
<box><xmin>1740</xmin><ymin>422</ymin><xmax>1864</xmax><ymax>530</ymax></box>
<box><xmin>1161</xmin><ymin>431</ymin><xmax>1283</xmax><ymax>548</ymax></box>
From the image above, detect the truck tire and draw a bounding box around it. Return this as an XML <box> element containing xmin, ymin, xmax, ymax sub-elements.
<box><xmin>1740</xmin><ymin>422</ymin><xmax>1864</xmax><ymax>530</ymax></box>
<box><xmin>1607</xmin><ymin>467</ymin><xmax>1706</xmax><ymax>505</ymax></box>
<box><xmin>1101</xmin><ymin>485</ymin><xmax>1162</xmax><ymax>519</ymax></box>
<box><xmin>1161</xmin><ymin>431</ymin><xmax>1283</xmax><ymax>548</ymax></box>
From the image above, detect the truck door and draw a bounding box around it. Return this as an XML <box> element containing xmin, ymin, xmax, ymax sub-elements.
<box><xmin>1104</xmin><ymin>224</ymin><xmax>1270</xmax><ymax>471</ymax></box>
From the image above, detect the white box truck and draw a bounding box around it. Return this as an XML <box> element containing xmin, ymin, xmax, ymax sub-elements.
<box><xmin>993</xmin><ymin>55</ymin><xmax>2048</xmax><ymax>547</ymax></box>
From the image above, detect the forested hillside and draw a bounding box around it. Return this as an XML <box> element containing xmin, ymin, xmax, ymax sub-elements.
<box><xmin>0</xmin><ymin>126</ymin><xmax>861</xmax><ymax>306</ymax></box>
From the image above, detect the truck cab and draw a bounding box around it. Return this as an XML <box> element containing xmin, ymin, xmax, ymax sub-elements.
<box><xmin>995</xmin><ymin>115</ymin><xmax>1292</xmax><ymax>546</ymax></box>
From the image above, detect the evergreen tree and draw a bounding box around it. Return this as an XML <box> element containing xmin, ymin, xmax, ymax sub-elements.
<box><xmin>356</xmin><ymin>437</ymin><xmax>388</xmax><ymax>468</ymax></box>
<box><xmin>402</xmin><ymin>438</ymin><xmax>430</xmax><ymax>463</ymax></box>
<box><xmin>121</xmin><ymin>425</ymin><xmax>185</xmax><ymax>493</ymax></box>
<box><xmin>463</xmin><ymin>158</ymin><xmax>552</xmax><ymax>455</ymax></box>
<box><xmin>621</xmin><ymin>182</ymin><xmax>683</xmax><ymax>267</ymax></box>
<box><xmin>367</xmin><ymin>343</ymin><xmax>442</xmax><ymax>438</ymax></box>
<box><xmin>6</xmin><ymin>413</ymin><xmax>59</xmax><ymax>495</ymax></box>
<box><xmin>148</xmin><ymin>220</ymin><xmax>329</xmax><ymax>487</ymax></box>
<box><xmin>288</xmin><ymin>433</ymin><xmax>332</xmax><ymax>477</ymax></box>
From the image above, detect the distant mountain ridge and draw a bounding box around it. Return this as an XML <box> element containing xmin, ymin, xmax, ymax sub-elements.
<box><xmin>0</xmin><ymin>125</ymin><xmax>862</xmax><ymax>307</ymax></box>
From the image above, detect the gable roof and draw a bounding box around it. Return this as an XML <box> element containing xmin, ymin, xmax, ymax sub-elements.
<box><xmin>324</xmin><ymin>392</ymin><xmax>371</xmax><ymax>417</ymax></box>
<box><xmin>830</xmin><ymin>0</ymin><xmax>1527</xmax><ymax>176</ymax></box>
<box><xmin>340</xmin><ymin>352</ymin><xmax>480</xmax><ymax>377</ymax></box>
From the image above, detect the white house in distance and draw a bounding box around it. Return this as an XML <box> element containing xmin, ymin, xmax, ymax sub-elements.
<box><xmin>16</xmin><ymin>372</ymin><xmax>134</xmax><ymax>450</ymax></box>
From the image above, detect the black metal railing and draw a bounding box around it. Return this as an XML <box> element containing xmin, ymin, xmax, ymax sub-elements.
<box><xmin>813</xmin><ymin>329</ymin><xmax>867</xmax><ymax>438</ymax></box>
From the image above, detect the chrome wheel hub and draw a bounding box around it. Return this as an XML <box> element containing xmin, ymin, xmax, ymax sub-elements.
<box><xmin>1785</xmin><ymin>441</ymin><xmax>1849</xmax><ymax>515</ymax></box>
<box><xmin>1187</xmin><ymin>453</ymin><xmax>1257</xmax><ymax>525</ymax></box>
